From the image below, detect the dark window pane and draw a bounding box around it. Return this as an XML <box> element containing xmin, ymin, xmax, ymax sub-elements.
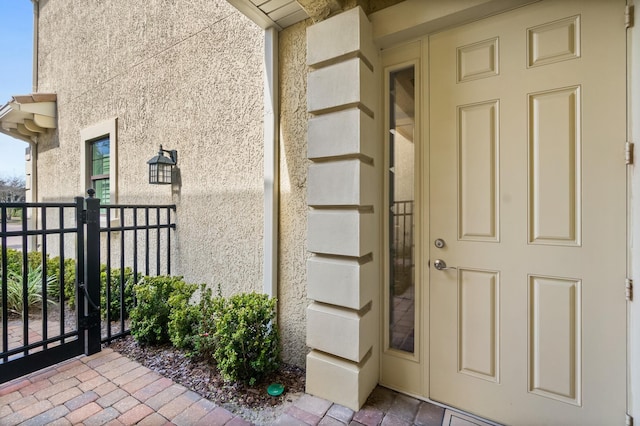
<box><xmin>91</xmin><ymin>138</ymin><xmax>110</xmax><ymax>175</ymax></box>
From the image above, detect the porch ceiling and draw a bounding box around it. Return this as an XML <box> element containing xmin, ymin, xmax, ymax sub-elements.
<box><xmin>226</xmin><ymin>0</ymin><xmax>309</xmax><ymax>30</ymax></box>
<box><xmin>0</xmin><ymin>93</ymin><xmax>57</xmax><ymax>143</ymax></box>
<box><xmin>0</xmin><ymin>93</ymin><xmax>57</xmax><ymax>142</ymax></box>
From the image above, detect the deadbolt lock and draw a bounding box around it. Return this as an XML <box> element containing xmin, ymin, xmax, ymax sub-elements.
<box><xmin>434</xmin><ymin>238</ymin><xmax>445</xmax><ymax>248</ymax></box>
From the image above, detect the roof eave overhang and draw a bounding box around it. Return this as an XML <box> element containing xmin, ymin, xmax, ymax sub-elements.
<box><xmin>0</xmin><ymin>127</ymin><xmax>33</xmax><ymax>144</ymax></box>
<box><xmin>0</xmin><ymin>93</ymin><xmax>57</xmax><ymax>143</ymax></box>
<box><xmin>227</xmin><ymin>0</ymin><xmax>283</xmax><ymax>30</ymax></box>
<box><xmin>226</xmin><ymin>0</ymin><xmax>310</xmax><ymax>30</ymax></box>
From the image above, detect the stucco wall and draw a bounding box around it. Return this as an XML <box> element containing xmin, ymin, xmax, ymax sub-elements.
<box><xmin>278</xmin><ymin>20</ymin><xmax>311</xmax><ymax>368</ymax></box>
<box><xmin>35</xmin><ymin>0</ymin><xmax>265</xmax><ymax>296</ymax></box>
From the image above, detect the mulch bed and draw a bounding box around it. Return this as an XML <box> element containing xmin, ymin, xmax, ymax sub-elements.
<box><xmin>107</xmin><ymin>335</ymin><xmax>306</xmax><ymax>420</ymax></box>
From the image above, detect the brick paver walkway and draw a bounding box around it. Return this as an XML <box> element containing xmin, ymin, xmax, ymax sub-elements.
<box><xmin>0</xmin><ymin>349</ymin><xmax>447</xmax><ymax>425</ymax></box>
<box><xmin>0</xmin><ymin>349</ymin><xmax>250</xmax><ymax>425</ymax></box>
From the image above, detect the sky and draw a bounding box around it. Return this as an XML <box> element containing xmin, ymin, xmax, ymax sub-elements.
<box><xmin>0</xmin><ymin>1</ymin><xmax>34</xmax><ymax>179</ymax></box>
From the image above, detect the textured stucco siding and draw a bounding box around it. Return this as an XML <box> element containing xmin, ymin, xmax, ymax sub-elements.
<box><xmin>278</xmin><ymin>20</ymin><xmax>311</xmax><ymax>368</ymax></box>
<box><xmin>35</xmin><ymin>1</ymin><xmax>266</xmax><ymax>297</ymax></box>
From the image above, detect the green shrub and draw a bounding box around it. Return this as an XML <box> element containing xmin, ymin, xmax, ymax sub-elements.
<box><xmin>131</xmin><ymin>278</ymin><xmax>281</xmax><ymax>384</ymax></box>
<box><xmin>0</xmin><ymin>250</ymin><xmax>46</xmax><ymax>276</ymax></box>
<box><xmin>52</xmin><ymin>257</ymin><xmax>76</xmax><ymax>302</ymax></box>
<box><xmin>208</xmin><ymin>292</ymin><xmax>280</xmax><ymax>385</ymax></box>
<box><xmin>100</xmin><ymin>266</ymin><xmax>139</xmax><ymax>320</ymax></box>
<box><xmin>63</xmin><ymin>263</ymin><xmax>138</xmax><ymax>318</ymax></box>
<box><xmin>130</xmin><ymin>275</ymin><xmax>198</xmax><ymax>345</ymax></box>
<box><xmin>26</xmin><ymin>251</ymin><xmax>44</xmax><ymax>270</ymax></box>
<box><xmin>192</xmin><ymin>285</ymin><xmax>218</xmax><ymax>359</ymax></box>
<box><xmin>46</xmin><ymin>257</ymin><xmax>76</xmax><ymax>301</ymax></box>
<box><xmin>130</xmin><ymin>276</ymin><xmax>176</xmax><ymax>345</ymax></box>
<box><xmin>0</xmin><ymin>249</ymin><xmax>139</xmax><ymax>319</ymax></box>
<box><xmin>167</xmin><ymin>281</ymin><xmax>201</xmax><ymax>349</ymax></box>
<box><xmin>0</xmin><ymin>249</ymin><xmax>77</xmax><ymax>303</ymax></box>
<box><xmin>0</xmin><ymin>248</ymin><xmax>29</xmax><ymax>277</ymax></box>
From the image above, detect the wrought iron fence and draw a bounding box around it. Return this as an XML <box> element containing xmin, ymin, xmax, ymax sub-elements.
<box><xmin>1</xmin><ymin>199</ymin><xmax>83</xmax><ymax>381</ymax></box>
<box><xmin>0</xmin><ymin>191</ymin><xmax>176</xmax><ymax>383</ymax></box>
<box><xmin>391</xmin><ymin>200</ymin><xmax>414</xmax><ymax>295</ymax></box>
<box><xmin>99</xmin><ymin>202</ymin><xmax>176</xmax><ymax>343</ymax></box>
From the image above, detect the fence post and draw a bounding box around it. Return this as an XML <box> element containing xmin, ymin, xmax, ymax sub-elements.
<box><xmin>83</xmin><ymin>189</ymin><xmax>102</xmax><ymax>355</ymax></box>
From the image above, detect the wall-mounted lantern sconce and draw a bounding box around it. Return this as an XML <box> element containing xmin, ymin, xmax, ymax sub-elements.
<box><xmin>147</xmin><ymin>145</ymin><xmax>178</xmax><ymax>184</ymax></box>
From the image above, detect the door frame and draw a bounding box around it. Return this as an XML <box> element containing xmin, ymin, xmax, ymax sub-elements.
<box><xmin>380</xmin><ymin>39</ymin><xmax>428</xmax><ymax>398</ymax></box>
<box><xmin>375</xmin><ymin>0</ymin><xmax>634</xmax><ymax>419</ymax></box>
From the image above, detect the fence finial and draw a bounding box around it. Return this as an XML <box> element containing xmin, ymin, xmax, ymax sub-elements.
<box><xmin>87</xmin><ymin>188</ymin><xmax>95</xmax><ymax>198</ymax></box>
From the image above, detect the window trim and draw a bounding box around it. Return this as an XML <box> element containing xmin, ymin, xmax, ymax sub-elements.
<box><xmin>80</xmin><ymin>118</ymin><xmax>118</xmax><ymax>225</ymax></box>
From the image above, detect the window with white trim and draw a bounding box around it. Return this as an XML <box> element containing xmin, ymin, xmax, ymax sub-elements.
<box><xmin>90</xmin><ymin>136</ymin><xmax>110</xmax><ymax>203</ymax></box>
<box><xmin>80</xmin><ymin>118</ymin><xmax>117</xmax><ymax>223</ymax></box>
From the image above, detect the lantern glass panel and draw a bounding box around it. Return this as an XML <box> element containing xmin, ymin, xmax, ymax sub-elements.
<box><xmin>149</xmin><ymin>162</ymin><xmax>173</xmax><ymax>184</ymax></box>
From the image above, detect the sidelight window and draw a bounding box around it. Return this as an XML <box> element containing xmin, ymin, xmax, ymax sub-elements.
<box><xmin>388</xmin><ymin>66</ymin><xmax>416</xmax><ymax>353</ymax></box>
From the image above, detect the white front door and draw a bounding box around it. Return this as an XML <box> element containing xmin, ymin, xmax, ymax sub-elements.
<box><xmin>381</xmin><ymin>1</ymin><xmax>628</xmax><ymax>424</ymax></box>
<box><xmin>429</xmin><ymin>1</ymin><xmax>627</xmax><ymax>424</ymax></box>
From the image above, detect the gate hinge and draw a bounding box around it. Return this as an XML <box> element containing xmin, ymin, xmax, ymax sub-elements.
<box><xmin>627</xmin><ymin>413</ymin><xmax>633</xmax><ymax>426</ymax></box>
<box><xmin>626</xmin><ymin>142</ymin><xmax>634</xmax><ymax>165</ymax></box>
<box><xmin>79</xmin><ymin>310</ymin><xmax>100</xmax><ymax>330</ymax></box>
<box><xmin>626</xmin><ymin>5</ymin><xmax>634</xmax><ymax>29</ymax></box>
<box><xmin>627</xmin><ymin>278</ymin><xmax>633</xmax><ymax>302</ymax></box>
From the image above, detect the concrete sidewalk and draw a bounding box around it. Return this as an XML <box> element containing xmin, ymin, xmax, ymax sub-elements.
<box><xmin>0</xmin><ymin>349</ymin><xmax>446</xmax><ymax>425</ymax></box>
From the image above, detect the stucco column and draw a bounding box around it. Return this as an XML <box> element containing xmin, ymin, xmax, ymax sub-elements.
<box><xmin>305</xmin><ymin>7</ymin><xmax>380</xmax><ymax>411</ymax></box>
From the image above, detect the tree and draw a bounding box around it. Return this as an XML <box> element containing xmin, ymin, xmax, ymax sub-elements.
<box><xmin>0</xmin><ymin>175</ymin><xmax>26</xmax><ymax>203</ymax></box>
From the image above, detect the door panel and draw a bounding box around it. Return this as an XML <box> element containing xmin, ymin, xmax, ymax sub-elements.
<box><xmin>528</xmin><ymin>275</ymin><xmax>581</xmax><ymax>406</ymax></box>
<box><xmin>528</xmin><ymin>86</ymin><xmax>581</xmax><ymax>245</ymax></box>
<box><xmin>458</xmin><ymin>100</ymin><xmax>499</xmax><ymax>242</ymax></box>
<box><xmin>458</xmin><ymin>268</ymin><xmax>500</xmax><ymax>383</ymax></box>
<box><xmin>429</xmin><ymin>1</ymin><xmax>626</xmax><ymax>424</ymax></box>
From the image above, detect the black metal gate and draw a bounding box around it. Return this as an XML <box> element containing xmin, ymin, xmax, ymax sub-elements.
<box><xmin>0</xmin><ymin>191</ymin><xmax>175</xmax><ymax>383</ymax></box>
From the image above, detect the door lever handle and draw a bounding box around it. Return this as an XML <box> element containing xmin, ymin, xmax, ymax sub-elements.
<box><xmin>433</xmin><ymin>259</ymin><xmax>457</xmax><ymax>271</ymax></box>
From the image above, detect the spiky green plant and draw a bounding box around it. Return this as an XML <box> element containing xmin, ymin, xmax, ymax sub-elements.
<box><xmin>2</xmin><ymin>265</ymin><xmax>56</xmax><ymax>315</ymax></box>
